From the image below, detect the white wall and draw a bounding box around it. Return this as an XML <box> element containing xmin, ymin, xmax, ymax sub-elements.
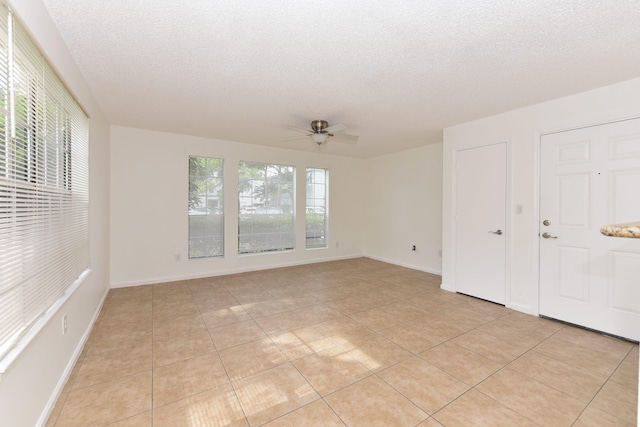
<box><xmin>0</xmin><ymin>1</ymin><xmax>111</xmax><ymax>426</ymax></box>
<box><xmin>110</xmin><ymin>126</ymin><xmax>367</xmax><ymax>287</ymax></box>
<box><xmin>442</xmin><ymin>77</ymin><xmax>640</xmax><ymax>315</ymax></box>
<box><xmin>364</xmin><ymin>144</ymin><xmax>443</xmax><ymax>274</ymax></box>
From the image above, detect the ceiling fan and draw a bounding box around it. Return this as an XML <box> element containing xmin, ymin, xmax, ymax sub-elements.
<box><xmin>287</xmin><ymin>120</ymin><xmax>359</xmax><ymax>146</ymax></box>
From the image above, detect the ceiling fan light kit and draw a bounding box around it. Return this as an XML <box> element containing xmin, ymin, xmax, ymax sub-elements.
<box><xmin>287</xmin><ymin>120</ymin><xmax>359</xmax><ymax>147</ymax></box>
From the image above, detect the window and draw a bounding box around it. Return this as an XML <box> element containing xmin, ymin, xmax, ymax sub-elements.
<box><xmin>0</xmin><ymin>5</ymin><xmax>89</xmax><ymax>362</ymax></box>
<box><xmin>238</xmin><ymin>161</ymin><xmax>294</xmax><ymax>254</ymax></box>
<box><xmin>306</xmin><ymin>168</ymin><xmax>328</xmax><ymax>249</ymax></box>
<box><xmin>188</xmin><ymin>156</ymin><xmax>224</xmax><ymax>258</ymax></box>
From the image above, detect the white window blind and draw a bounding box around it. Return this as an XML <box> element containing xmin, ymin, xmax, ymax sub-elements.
<box><xmin>0</xmin><ymin>4</ymin><xmax>89</xmax><ymax>362</ymax></box>
<box><xmin>238</xmin><ymin>161</ymin><xmax>294</xmax><ymax>254</ymax></box>
<box><xmin>305</xmin><ymin>168</ymin><xmax>328</xmax><ymax>249</ymax></box>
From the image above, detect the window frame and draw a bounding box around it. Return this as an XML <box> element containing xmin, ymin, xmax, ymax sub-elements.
<box><xmin>238</xmin><ymin>160</ymin><xmax>295</xmax><ymax>255</ymax></box>
<box><xmin>305</xmin><ymin>167</ymin><xmax>328</xmax><ymax>249</ymax></box>
<box><xmin>188</xmin><ymin>155</ymin><xmax>224</xmax><ymax>259</ymax></box>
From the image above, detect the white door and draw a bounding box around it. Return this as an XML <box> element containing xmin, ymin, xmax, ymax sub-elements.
<box><xmin>455</xmin><ymin>142</ymin><xmax>507</xmax><ymax>304</ymax></box>
<box><xmin>539</xmin><ymin>118</ymin><xmax>640</xmax><ymax>341</ymax></box>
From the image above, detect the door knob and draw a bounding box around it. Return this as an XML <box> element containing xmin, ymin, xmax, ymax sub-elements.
<box><xmin>543</xmin><ymin>220</ymin><xmax>551</xmax><ymax>226</ymax></box>
<box><xmin>488</xmin><ymin>230</ymin><xmax>503</xmax><ymax>235</ymax></box>
<box><xmin>542</xmin><ymin>232</ymin><xmax>557</xmax><ymax>239</ymax></box>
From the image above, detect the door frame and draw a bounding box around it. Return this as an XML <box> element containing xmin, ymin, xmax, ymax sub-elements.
<box><xmin>449</xmin><ymin>138</ymin><xmax>513</xmax><ymax>307</ymax></box>
<box><xmin>534</xmin><ymin>115</ymin><xmax>640</xmax><ymax>317</ymax></box>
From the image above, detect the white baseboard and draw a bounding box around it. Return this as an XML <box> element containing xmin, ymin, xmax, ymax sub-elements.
<box><xmin>37</xmin><ymin>287</ymin><xmax>109</xmax><ymax>427</ymax></box>
<box><xmin>110</xmin><ymin>254</ymin><xmax>365</xmax><ymax>288</ymax></box>
<box><xmin>363</xmin><ymin>254</ymin><xmax>442</xmax><ymax>276</ymax></box>
<box><xmin>439</xmin><ymin>282</ymin><xmax>456</xmax><ymax>293</ymax></box>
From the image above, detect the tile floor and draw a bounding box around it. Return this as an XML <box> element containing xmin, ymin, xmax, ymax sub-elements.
<box><xmin>46</xmin><ymin>258</ymin><xmax>638</xmax><ymax>426</ymax></box>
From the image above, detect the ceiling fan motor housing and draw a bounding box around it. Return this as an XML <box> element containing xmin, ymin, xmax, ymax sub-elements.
<box><xmin>310</xmin><ymin>120</ymin><xmax>329</xmax><ymax>133</ymax></box>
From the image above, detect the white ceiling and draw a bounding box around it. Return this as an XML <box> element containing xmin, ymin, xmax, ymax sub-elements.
<box><xmin>40</xmin><ymin>0</ymin><xmax>640</xmax><ymax>158</ymax></box>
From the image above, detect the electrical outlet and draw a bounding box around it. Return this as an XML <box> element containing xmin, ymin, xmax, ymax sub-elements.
<box><xmin>335</xmin><ymin>242</ymin><xmax>340</xmax><ymax>248</ymax></box>
<box><xmin>175</xmin><ymin>253</ymin><xmax>181</xmax><ymax>262</ymax></box>
<box><xmin>62</xmin><ymin>314</ymin><xmax>67</xmax><ymax>335</ymax></box>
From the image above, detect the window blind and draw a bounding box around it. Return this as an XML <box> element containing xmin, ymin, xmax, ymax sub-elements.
<box><xmin>0</xmin><ymin>4</ymin><xmax>89</xmax><ymax>362</ymax></box>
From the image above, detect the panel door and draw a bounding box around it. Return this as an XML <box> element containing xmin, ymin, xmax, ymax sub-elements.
<box><xmin>539</xmin><ymin>118</ymin><xmax>640</xmax><ymax>341</ymax></box>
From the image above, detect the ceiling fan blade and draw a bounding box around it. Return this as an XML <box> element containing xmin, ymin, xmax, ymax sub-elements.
<box><xmin>283</xmin><ymin>135</ymin><xmax>309</xmax><ymax>141</ymax></box>
<box><xmin>332</xmin><ymin>132</ymin><xmax>359</xmax><ymax>143</ymax></box>
<box><xmin>287</xmin><ymin>124</ymin><xmax>312</xmax><ymax>134</ymax></box>
<box><xmin>325</xmin><ymin>123</ymin><xmax>347</xmax><ymax>133</ymax></box>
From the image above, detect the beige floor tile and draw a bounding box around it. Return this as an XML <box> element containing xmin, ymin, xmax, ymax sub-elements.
<box><xmin>73</xmin><ymin>342</ymin><xmax>152</xmax><ymax>389</ymax></box>
<box><xmin>437</xmin><ymin>305</ymin><xmax>496</xmax><ymax>330</ymax></box>
<box><xmin>97</xmin><ymin>309</ymin><xmax>153</xmax><ymax>333</ymax></box>
<box><xmin>476</xmin><ymin>368</ymin><xmax>586</xmax><ymax>425</ymax></box>
<box><xmin>293</xmin><ymin>346</ymin><xmax>372</xmax><ymax>396</ymax></box>
<box><xmin>104</xmin><ymin>411</ymin><xmax>152</xmax><ymax>426</ymax></box>
<box><xmin>380</xmin><ymin>301</ymin><xmax>429</xmax><ymax>322</ymax></box>
<box><xmin>499</xmin><ymin>311</ymin><xmax>564</xmax><ymax>335</ymax></box>
<box><xmin>152</xmin><ymin>312</ymin><xmax>207</xmax><ymax>337</ymax></box>
<box><xmin>573</xmin><ymin>406</ymin><xmax>636</xmax><ymax>427</ymax></box>
<box><xmin>415</xmin><ymin>418</ymin><xmax>444</xmax><ymax>427</ymax></box>
<box><xmin>153</xmin><ymin>384</ymin><xmax>248</xmax><ymax>427</ymax></box>
<box><xmin>610</xmin><ymin>345</ymin><xmax>639</xmax><ymax>390</ymax></box>
<box><xmin>379</xmin><ymin>321</ymin><xmax>446</xmax><ymax>354</ymax></box>
<box><xmin>458</xmin><ymin>298</ymin><xmax>512</xmax><ymax>318</ymax></box>
<box><xmin>378</xmin><ymin>356</ymin><xmax>469</xmax><ymax>415</ymax></box>
<box><xmin>153</xmin><ymin>352</ymin><xmax>230</xmax><ymax>407</ymax></box>
<box><xmin>508</xmin><ymin>350</ymin><xmax>607</xmax><ymax>402</ymax></box>
<box><xmin>201</xmin><ymin>305</ymin><xmax>252</xmax><ymax>328</ymax></box>
<box><xmin>346</xmin><ymin>334</ymin><xmax>413</xmax><ymax>372</ymax></box>
<box><xmin>405</xmin><ymin>295</ymin><xmax>454</xmax><ymax>314</ymax></box>
<box><xmin>265</xmin><ymin>284</ymin><xmax>307</xmax><ymax>299</ymax></box>
<box><xmin>153</xmin><ymin>302</ymin><xmax>200</xmax><ymax>321</ymax></box>
<box><xmin>101</xmin><ymin>302</ymin><xmax>153</xmax><ymax>323</ymax></box>
<box><xmin>420</xmin><ymin>341</ymin><xmax>502</xmax><ymax>386</ymax></box>
<box><xmin>196</xmin><ymin>293</ymin><xmax>242</xmax><ymax>313</ymax></box>
<box><xmin>325</xmin><ymin>375</ymin><xmax>428</xmax><ymax>427</ymax></box>
<box><xmin>294</xmin><ymin>303</ymin><xmax>343</xmax><ymax>324</ymax></box>
<box><xmin>56</xmin><ymin>371</ymin><xmax>152</xmax><ymax>427</ymax></box>
<box><xmin>590</xmin><ymin>379</ymin><xmax>638</xmax><ymax>425</ymax></box>
<box><xmin>270</xmin><ymin>326</ymin><xmax>335</xmax><ymax>360</ymax></box>
<box><xmin>45</xmin><ymin>392</ymin><xmax>68</xmax><ymax>427</ymax></box>
<box><xmin>349</xmin><ymin>308</ymin><xmax>406</xmax><ymax>332</ymax></box>
<box><xmin>433</xmin><ymin>390</ymin><xmax>538</xmax><ymax>427</ymax></box>
<box><xmin>534</xmin><ymin>335</ymin><xmax>627</xmax><ymax>378</ymax></box>
<box><xmin>218</xmin><ymin>338</ymin><xmax>288</xmax><ymax>381</ymax></box>
<box><xmin>408</xmin><ymin>315</ymin><xmax>470</xmax><ymax>340</ymax></box>
<box><xmin>153</xmin><ymin>329</ymin><xmax>215</xmax><ymax>367</ymax></box>
<box><xmin>85</xmin><ymin>327</ymin><xmax>152</xmax><ymax>356</ymax></box>
<box><xmin>49</xmin><ymin>260</ymin><xmax>640</xmax><ymax>426</ymax></box>
<box><xmin>477</xmin><ymin>316</ymin><xmax>555</xmax><ymax>348</ymax></box>
<box><xmin>452</xmin><ymin>329</ymin><xmax>529</xmax><ymax>364</ymax></box>
<box><xmin>554</xmin><ymin>326</ymin><xmax>634</xmax><ymax>359</ymax></box>
<box><xmin>352</xmin><ymin>290</ymin><xmax>401</xmax><ymax>306</ymax></box>
<box><xmin>233</xmin><ymin>363</ymin><xmax>319</xmax><ymax>426</ymax></box>
<box><xmin>326</xmin><ymin>296</ymin><xmax>374</xmax><ymax>314</ymax></box>
<box><xmin>209</xmin><ymin>319</ymin><xmax>267</xmax><ymax>349</ymax></box>
<box><xmin>278</xmin><ymin>293</ymin><xmax>322</xmax><ymax>310</ymax></box>
<box><xmin>254</xmin><ymin>310</ymin><xmax>309</xmax><ymax>335</ymax></box>
<box><xmin>263</xmin><ymin>400</ymin><xmax>346</xmax><ymax>427</ymax></box>
<box><xmin>313</xmin><ymin>317</ymin><xmax>373</xmax><ymax>339</ymax></box>
<box><xmin>242</xmin><ymin>298</ymin><xmax>290</xmax><ymax>318</ymax></box>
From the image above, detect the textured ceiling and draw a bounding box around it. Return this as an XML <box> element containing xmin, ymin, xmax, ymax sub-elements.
<box><xmin>40</xmin><ymin>0</ymin><xmax>640</xmax><ymax>157</ymax></box>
